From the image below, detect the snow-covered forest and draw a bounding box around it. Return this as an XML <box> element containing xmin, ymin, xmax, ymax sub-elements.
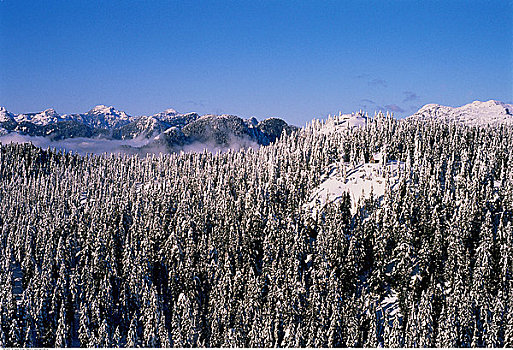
<box><xmin>1</xmin><ymin>112</ymin><xmax>513</xmax><ymax>347</ymax></box>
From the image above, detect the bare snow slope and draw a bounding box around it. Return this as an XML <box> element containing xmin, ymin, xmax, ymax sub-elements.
<box><xmin>408</xmin><ymin>100</ymin><xmax>513</xmax><ymax>126</ymax></box>
<box><xmin>306</xmin><ymin>155</ymin><xmax>405</xmax><ymax>215</ymax></box>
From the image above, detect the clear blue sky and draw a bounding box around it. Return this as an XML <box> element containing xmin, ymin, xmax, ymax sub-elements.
<box><xmin>1</xmin><ymin>0</ymin><xmax>512</xmax><ymax>125</ymax></box>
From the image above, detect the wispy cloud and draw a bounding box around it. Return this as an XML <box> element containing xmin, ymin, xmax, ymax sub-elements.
<box><xmin>354</xmin><ymin>73</ymin><xmax>370</xmax><ymax>79</ymax></box>
<box><xmin>0</xmin><ymin>132</ymin><xmax>261</xmax><ymax>156</ymax></box>
<box><xmin>403</xmin><ymin>91</ymin><xmax>419</xmax><ymax>103</ymax></box>
<box><xmin>0</xmin><ymin>133</ymin><xmax>152</xmax><ymax>155</ymax></box>
<box><xmin>213</xmin><ymin>108</ymin><xmax>226</xmax><ymax>115</ymax></box>
<box><xmin>384</xmin><ymin>104</ymin><xmax>405</xmax><ymax>113</ymax></box>
<box><xmin>354</xmin><ymin>74</ymin><xmax>387</xmax><ymax>88</ymax></box>
<box><xmin>184</xmin><ymin>100</ymin><xmax>206</xmax><ymax>108</ymax></box>
<box><xmin>368</xmin><ymin>78</ymin><xmax>388</xmax><ymax>88</ymax></box>
<box><xmin>359</xmin><ymin>99</ymin><xmax>377</xmax><ymax>110</ymax></box>
<box><xmin>361</xmin><ymin>99</ymin><xmax>376</xmax><ymax>105</ymax></box>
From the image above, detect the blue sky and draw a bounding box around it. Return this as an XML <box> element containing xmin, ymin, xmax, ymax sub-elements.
<box><xmin>1</xmin><ymin>0</ymin><xmax>512</xmax><ymax>125</ymax></box>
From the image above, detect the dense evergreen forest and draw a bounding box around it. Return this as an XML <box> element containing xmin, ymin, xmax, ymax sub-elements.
<box><xmin>1</xmin><ymin>113</ymin><xmax>512</xmax><ymax>347</ymax></box>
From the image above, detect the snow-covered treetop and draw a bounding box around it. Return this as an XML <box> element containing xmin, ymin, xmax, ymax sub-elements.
<box><xmin>314</xmin><ymin>111</ymin><xmax>370</xmax><ymax>134</ymax></box>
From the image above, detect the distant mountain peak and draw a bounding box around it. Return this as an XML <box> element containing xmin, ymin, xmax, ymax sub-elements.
<box><xmin>163</xmin><ymin>108</ymin><xmax>177</xmax><ymax>115</ymax></box>
<box><xmin>73</xmin><ymin>105</ymin><xmax>133</xmax><ymax>130</ymax></box>
<box><xmin>409</xmin><ymin>100</ymin><xmax>513</xmax><ymax>126</ymax></box>
<box><xmin>0</xmin><ymin>107</ymin><xmax>15</xmax><ymax>123</ymax></box>
<box><xmin>41</xmin><ymin>108</ymin><xmax>60</xmax><ymax>116</ymax></box>
<box><xmin>88</xmin><ymin>105</ymin><xmax>121</xmax><ymax>115</ymax></box>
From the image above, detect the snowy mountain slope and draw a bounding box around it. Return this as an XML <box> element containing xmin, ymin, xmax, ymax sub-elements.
<box><xmin>181</xmin><ymin>114</ymin><xmax>253</xmax><ymax>145</ymax></box>
<box><xmin>408</xmin><ymin>100</ymin><xmax>513</xmax><ymax>126</ymax></box>
<box><xmin>305</xmin><ymin>154</ymin><xmax>405</xmax><ymax>215</ymax></box>
<box><xmin>0</xmin><ymin>107</ymin><xmax>16</xmax><ymax>123</ymax></box>
<box><xmin>0</xmin><ymin>107</ymin><xmax>17</xmax><ymax>130</ymax></box>
<box><xmin>152</xmin><ymin>126</ymin><xmax>187</xmax><ymax>146</ymax></box>
<box><xmin>112</xmin><ymin>116</ymin><xmax>168</xmax><ymax>140</ymax></box>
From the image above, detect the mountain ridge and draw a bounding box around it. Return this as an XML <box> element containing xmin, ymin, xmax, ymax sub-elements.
<box><xmin>2</xmin><ymin>100</ymin><xmax>511</xmax><ymax>154</ymax></box>
<box><xmin>407</xmin><ymin>100</ymin><xmax>513</xmax><ymax>126</ymax></box>
<box><xmin>0</xmin><ymin>105</ymin><xmax>296</xmax><ymax>152</ymax></box>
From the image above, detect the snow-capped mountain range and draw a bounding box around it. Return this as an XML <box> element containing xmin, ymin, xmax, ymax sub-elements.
<box><xmin>407</xmin><ymin>100</ymin><xmax>513</xmax><ymax>126</ymax></box>
<box><xmin>0</xmin><ymin>105</ymin><xmax>296</xmax><ymax>150</ymax></box>
<box><xmin>1</xmin><ymin>100</ymin><xmax>512</xmax><ymax>153</ymax></box>
<box><xmin>313</xmin><ymin>100</ymin><xmax>513</xmax><ymax>132</ymax></box>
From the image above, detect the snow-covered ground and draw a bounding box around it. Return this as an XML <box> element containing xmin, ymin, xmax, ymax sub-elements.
<box><xmin>306</xmin><ymin>154</ymin><xmax>405</xmax><ymax>215</ymax></box>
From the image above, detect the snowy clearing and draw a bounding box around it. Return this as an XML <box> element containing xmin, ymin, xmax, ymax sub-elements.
<box><xmin>306</xmin><ymin>154</ymin><xmax>405</xmax><ymax>215</ymax></box>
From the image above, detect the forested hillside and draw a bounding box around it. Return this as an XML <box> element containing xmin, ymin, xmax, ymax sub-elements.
<box><xmin>1</xmin><ymin>113</ymin><xmax>512</xmax><ymax>347</ymax></box>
